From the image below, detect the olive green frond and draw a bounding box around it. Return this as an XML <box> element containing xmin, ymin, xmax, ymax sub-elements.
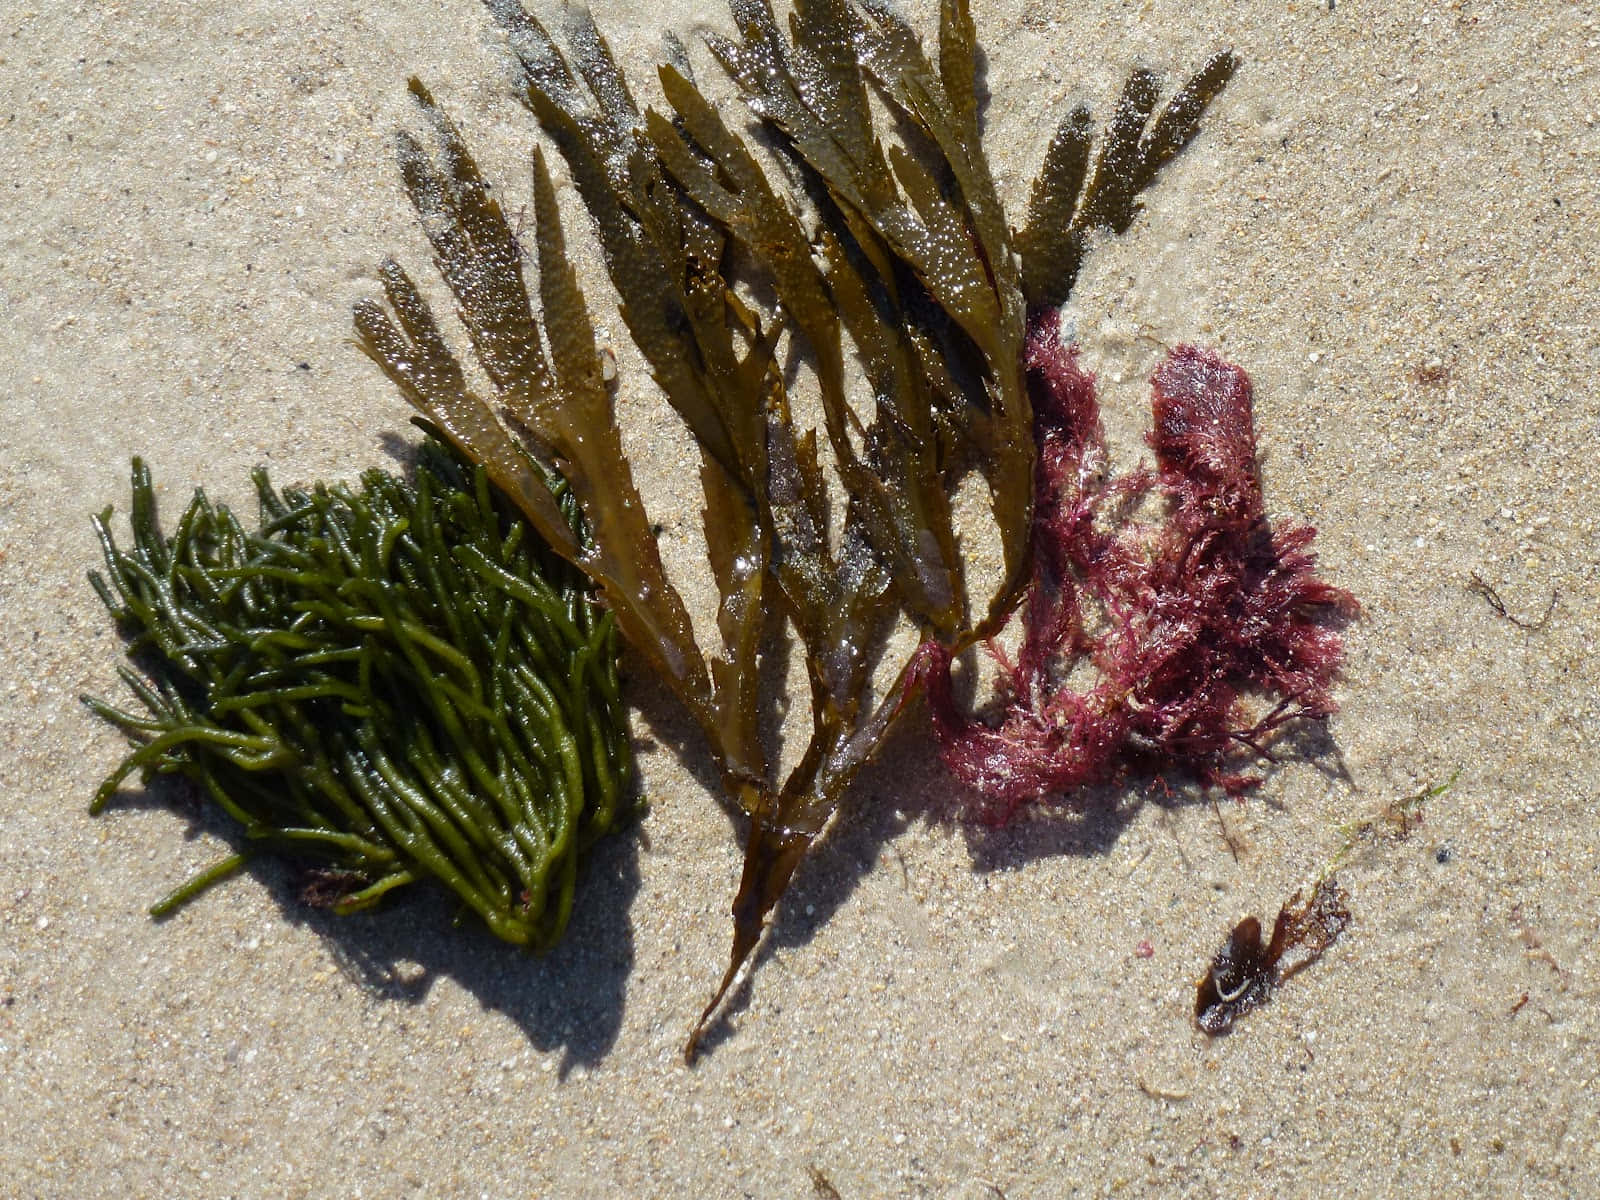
<box><xmin>1019</xmin><ymin>50</ymin><xmax>1239</xmax><ymax>310</ymax></box>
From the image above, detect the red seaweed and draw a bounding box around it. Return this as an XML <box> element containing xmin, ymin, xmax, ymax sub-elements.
<box><xmin>913</xmin><ymin>310</ymin><xmax>1358</xmax><ymax>820</ymax></box>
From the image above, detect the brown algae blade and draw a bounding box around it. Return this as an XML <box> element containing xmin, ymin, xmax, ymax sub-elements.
<box><xmin>361</xmin><ymin>0</ymin><xmax>1237</xmax><ymax>1057</ymax></box>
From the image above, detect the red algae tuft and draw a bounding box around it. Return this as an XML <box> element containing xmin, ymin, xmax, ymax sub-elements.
<box><xmin>912</xmin><ymin>310</ymin><xmax>1358</xmax><ymax>821</ymax></box>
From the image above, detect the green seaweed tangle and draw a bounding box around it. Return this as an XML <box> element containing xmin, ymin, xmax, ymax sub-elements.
<box><xmin>82</xmin><ymin>433</ymin><xmax>634</xmax><ymax>950</ymax></box>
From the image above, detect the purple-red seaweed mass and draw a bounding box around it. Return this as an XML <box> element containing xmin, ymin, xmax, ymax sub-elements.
<box><xmin>913</xmin><ymin>310</ymin><xmax>1358</xmax><ymax>821</ymax></box>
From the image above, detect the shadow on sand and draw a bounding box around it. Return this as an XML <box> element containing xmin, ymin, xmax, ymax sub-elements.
<box><xmin>106</xmin><ymin>774</ymin><xmax>642</xmax><ymax>1077</ymax></box>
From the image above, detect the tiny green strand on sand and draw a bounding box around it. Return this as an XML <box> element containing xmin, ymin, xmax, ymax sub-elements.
<box><xmin>83</xmin><ymin>433</ymin><xmax>636</xmax><ymax>950</ymax></box>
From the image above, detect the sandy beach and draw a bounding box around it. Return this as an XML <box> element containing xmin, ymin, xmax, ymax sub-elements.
<box><xmin>2</xmin><ymin>1</ymin><xmax>1597</xmax><ymax>1195</ymax></box>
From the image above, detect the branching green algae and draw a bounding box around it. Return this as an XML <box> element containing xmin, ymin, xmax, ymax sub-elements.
<box><xmin>353</xmin><ymin>0</ymin><xmax>1236</xmax><ymax>1054</ymax></box>
<box><xmin>85</xmin><ymin>436</ymin><xmax>633</xmax><ymax>950</ymax></box>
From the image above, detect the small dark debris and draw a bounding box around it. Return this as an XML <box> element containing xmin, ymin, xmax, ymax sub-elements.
<box><xmin>299</xmin><ymin>867</ymin><xmax>369</xmax><ymax>908</ymax></box>
<box><xmin>1411</xmin><ymin>361</ymin><xmax>1450</xmax><ymax>387</ymax></box>
<box><xmin>1194</xmin><ymin>916</ymin><xmax>1273</xmax><ymax>1032</ymax></box>
<box><xmin>809</xmin><ymin>1166</ymin><xmax>843</xmax><ymax>1199</ymax></box>
<box><xmin>297</xmin><ymin>361</ymin><xmax>312</xmax><ymax>371</ymax></box>
<box><xmin>1195</xmin><ymin>875</ymin><xmax>1351</xmax><ymax>1034</ymax></box>
<box><xmin>1435</xmin><ymin>845</ymin><xmax>1452</xmax><ymax>864</ymax></box>
<box><xmin>1468</xmin><ymin>571</ymin><xmax>1555</xmax><ymax>631</ymax></box>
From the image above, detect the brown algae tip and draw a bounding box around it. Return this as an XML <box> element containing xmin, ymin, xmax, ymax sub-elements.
<box><xmin>1195</xmin><ymin>875</ymin><xmax>1351</xmax><ymax>1035</ymax></box>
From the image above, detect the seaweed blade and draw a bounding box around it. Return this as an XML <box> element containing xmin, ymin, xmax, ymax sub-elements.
<box><xmin>365</xmin><ymin>0</ymin><xmax>1240</xmax><ymax>1057</ymax></box>
<box><xmin>1018</xmin><ymin>50</ymin><xmax>1239</xmax><ymax>311</ymax></box>
<box><xmin>354</xmin><ymin>86</ymin><xmax>715</xmax><ymax>725</ymax></box>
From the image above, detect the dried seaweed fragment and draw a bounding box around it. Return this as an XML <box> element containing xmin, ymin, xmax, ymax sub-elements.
<box><xmin>83</xmin><ymin>436</ymin><xmax>634</xmax><ymax>949</ymax></box>
<box><xmin>1467</xmin><ymin>571</ymin><xmax>1556</xmax><ymax>631</ymax></box>
<box><xmin>362</xmin><ymin>0</ymin><xmax>1237</xmax><ymax>1055</ymax></box>
<box><xmin>916</xmin><ymin>332</ymin><xmax>1358</xmax><ymax>821</ymax></box>
<box><xmin>1194</xmin><ymin>875</ymin><xmax>1351</xmax><ymax>1034</ymax></box>
<box><xmin>1329</xmin><ymin>770</ymin><xmax>1456</xmax><ymax>871</ymax></box>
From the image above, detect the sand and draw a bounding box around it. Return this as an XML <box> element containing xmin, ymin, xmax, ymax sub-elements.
<box><xmin>2</xmin><ymin>1</ymin><xmax>1597</xmax><ymax>1196</ymax></box>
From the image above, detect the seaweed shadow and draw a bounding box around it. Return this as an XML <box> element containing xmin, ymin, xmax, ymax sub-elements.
<box><xmin>686</xmin><ymin>692</ymin><xmax>1351</xmax><ymax>1053</ymax></box>
<box><xmin>108</xmin><ymin>773</ymin><xmax>642</xmax><ymax>1074</ymax></box>
<box><xmin>687</xmin><ymin>696</ymin><xmax>1154</xmax><ymax>1056</ymax></box>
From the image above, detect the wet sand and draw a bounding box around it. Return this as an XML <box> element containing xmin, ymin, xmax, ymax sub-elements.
<box><xmin>2</xmin><ymin>1</ymin><xmax>1597</xmax><ymax>1195</ymax></box>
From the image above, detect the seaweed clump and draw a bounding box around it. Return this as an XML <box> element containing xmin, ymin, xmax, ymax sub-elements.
<box><xmin>1194</xmin><ymin>875</ymin><xmax>1351</xmax><ymax>1034</ymax></box>
<box><xmin>84</xmin><ymin>436</ymin><xmax>633</xmax><ymax>950</ymax></box>
<box><xmin>353</xmin><ymin>0</ymin><xmax>1240</xmax><ymax>1052</ymax></box>
<box><xmin>913</xmin><ymin>330</ymin><xmax>1359</xmax><ymax>821</ymax></box>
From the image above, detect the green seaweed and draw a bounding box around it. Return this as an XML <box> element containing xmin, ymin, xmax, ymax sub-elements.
<box><xmin>83</xmin><ymin>435</ymin><xmax>634</xmax><ymax>950</ymax></box>
<box><xmin>357</xmin><ymin>0</ymin><xmax>1235</xmax><ymax>1055</ymax></box>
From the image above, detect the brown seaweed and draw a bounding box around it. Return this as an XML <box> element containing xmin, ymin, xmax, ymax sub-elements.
<box><xmin>1195</xmin><ymin>876</ymin><xmax>1351</xmax><ymax>1034</ymax></box>
<box><xmin>358</xmin><ymin>0</ymin><xmax>1236</xmax><ymax>1056</ymax></box>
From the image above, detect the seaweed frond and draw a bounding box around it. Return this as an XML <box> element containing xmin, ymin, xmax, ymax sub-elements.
<box><xmin>84</xmin><ymin>436</ymin><xmax>634</xmax><ymax>950</ymax></box>
<box><xmin>358</xmin><ymin>0</ymin><xmax>1238</xmax><ymax>1055</ymax></box>
<box><xmin>915</xmin><ymin>326</ymin><xmax>1358</xmax><ymax>820</ymax></box>
<box><xmin>1017</xmin><ymin>49</ymin><xmax>1238</xmax><ymax>312</ymax></box>
<box><xmin>1194</xmin><ymin>875</ymin><xmax>1351</xmax><ymax>1034</ymax></box>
